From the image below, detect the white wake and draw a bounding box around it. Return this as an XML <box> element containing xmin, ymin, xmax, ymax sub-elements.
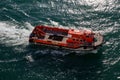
<box><xmin>0</xmin><ymin>21</ymin><xmax>34</xmax><ymax>46</ymax></box>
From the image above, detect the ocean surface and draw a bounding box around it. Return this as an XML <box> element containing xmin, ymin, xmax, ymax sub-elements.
<box><xmin>0</xmin><ymin>0</ymin><xmax>120</xmax><ymax>80</ymax></box>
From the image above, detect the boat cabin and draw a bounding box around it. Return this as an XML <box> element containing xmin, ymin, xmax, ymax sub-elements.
<box><xmin>29</xmin><ymin>26</ymin><xmax>95</xmax><ymax>49</ymax></box>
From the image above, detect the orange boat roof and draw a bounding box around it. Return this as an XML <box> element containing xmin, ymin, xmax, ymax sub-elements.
<box><xmin>68</xmin><ymin>29</ymin><xmax>93</xmax><ymax>35</ymax></box>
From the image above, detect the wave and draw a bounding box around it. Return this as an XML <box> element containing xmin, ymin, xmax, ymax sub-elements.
<box><xmin>0</xmin><ymin>21</ymin><xmax>34</xmax><ymax>46</ymax></box>
<box><xmin>0</xmin><ymin>58</ymin><xmax>22</xmax><ymax>63</ymax></box>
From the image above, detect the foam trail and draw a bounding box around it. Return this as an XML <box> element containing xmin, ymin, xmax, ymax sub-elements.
<box><xmin>117</xmin><ymin>77</ymin><xmax>120</xmax><ymax>79</ymax></box>
<box><xmin>0</xmin><ymin>22</ymin><xmax>34</xmax><ymax>46</ymax></box>
<box><xmin>25</xmin><ymin>55</ymin><xmax>34</xmax><ymax>62</ymax></box>
<box><xmin>0</xmin><ymin>58</ymin><xmax>22</xmax><ymax>63</ymax></box>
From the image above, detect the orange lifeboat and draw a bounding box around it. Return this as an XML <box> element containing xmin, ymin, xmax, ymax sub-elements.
<box><xmin>29</xmin><ymin>25</ymin><xmax>104</xmax><ymax>53</ymax></box>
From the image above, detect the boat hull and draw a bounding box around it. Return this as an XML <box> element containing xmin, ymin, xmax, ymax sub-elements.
<box><xmin>29</xmin><ymin>25</ymin><xmax>104</xmax><ymax>54</ymax></box>
<box><xmin>29</xmin><ymin>40</ymin><xmax>101</xmax><ymax>55</ymax></box>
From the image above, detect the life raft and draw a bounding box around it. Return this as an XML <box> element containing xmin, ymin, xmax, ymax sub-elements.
<box><xmin>29</xmin><ymin>25</ymin><xmax>104</xmax><ymax>53</ymax></box>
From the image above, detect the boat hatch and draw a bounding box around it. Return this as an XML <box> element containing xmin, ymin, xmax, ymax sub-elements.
<box><xmin>48</xmin><ymin>35</ymin><xmax>64</xmax><ymax>41</ymax></box>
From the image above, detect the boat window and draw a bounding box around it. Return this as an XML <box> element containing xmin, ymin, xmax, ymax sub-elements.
<box><xmin>76</xmin><ymin>39</ymin><xmax>79</xmax><ymax>41</ymax></box>
<box><xmin>80</xmin><ymin>40</ymin><xmax>83</xmax><ymax>42</ymax></box>
<box><xmin>48</xmin><ymin>35</ymin><xmax>63</xmax><ymax>41</ymax></box>
<box><xmin>86</xmin><ymin>35</ymin><xmax>89</xmax><ymax>38</ymax></box>
<box><xmin>73</xmin><ymin>39</ymin><xmax>75</xmax><ymax>41</ymax></box>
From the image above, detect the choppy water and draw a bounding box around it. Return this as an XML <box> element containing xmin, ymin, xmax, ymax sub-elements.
<box><xmin>0</xmin><ymin>0</ymin><xmax>120</xmax><ymax>80</ymax></box>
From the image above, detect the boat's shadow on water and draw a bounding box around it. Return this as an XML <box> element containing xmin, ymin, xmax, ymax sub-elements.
<box><xmin>25</xmin><ymin>44</ymin><xmax>103</xmax><ymax>61</ymax></box>
<box><xmin>24</xmin><ymin>44</ymin><xmax>103</xmax><ymax>80</ymax></box>
<box><xmin>24</xmin><ymin>44</ymin><xmax>103</xmax><ymax>68</ymax></box>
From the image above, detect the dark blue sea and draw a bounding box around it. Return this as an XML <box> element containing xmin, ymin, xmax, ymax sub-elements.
<box><xmin>0</xmin><ymin>0</ymin><xmax>120</xmax><ymax>80</ymax></box>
